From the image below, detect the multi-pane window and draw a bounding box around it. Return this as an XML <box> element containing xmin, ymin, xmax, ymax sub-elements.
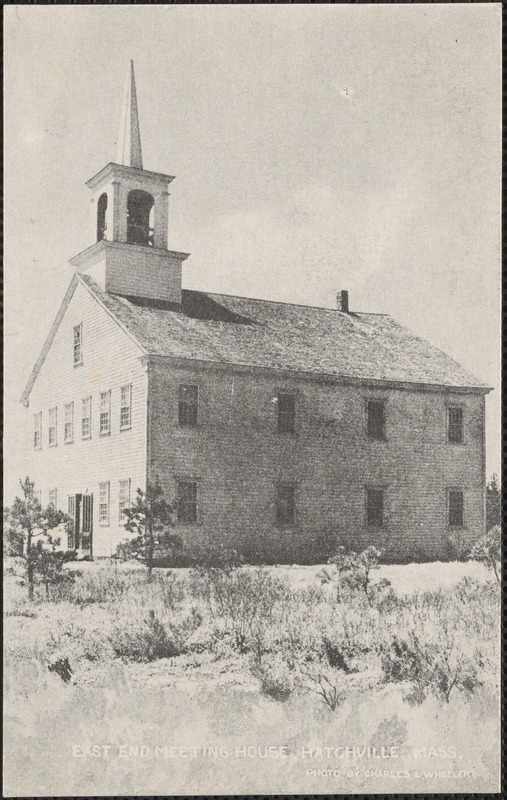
<box><xmin>67</xmin><ymin>495</ymin><xmax>76</xmax><ymax>549</ymax></box>
<box><xmin>49</xmin><ymin>489</ymin><xmax>57</xmax><ymax>508</ymax></box>
<box><xmin>448</xmin><ymin>489</ymin><xmax>464</xmax><ymax>528</ymax></box>
<box><xmin>33</xmin><ymin>412</ymin><xmax>42</xmax><ymax>449</ymax></box>
<box><xmin>367</xmin><ymin>400</ymin><xmax>385</xmax><ymax>440</ymax></box>
<box><xmin>73</xmin><ymin>323</ymin><xmax>83</xmax><ymax>366</ymax></box>
<box><xmin>99</xmin><ymin>482</ymin><xmax>110</xmax><ymax>525</ymax></box>
<box><xmin>33</xmin><ymin>489</ymin><xmax>42</xmax><ymax>504</ymax></box>
<box><xmin>48</xmin><ymin>407</ymin><xmax>57</xmax><ymax>446</ymax></box>
<box><xmin>178</xmin><ymin>384</ymin><xmax>198</xmax><ymax>426</ymax></box>
<box><xmin>82</xmin><ymin>396</ymin><xmax>92</xmax><ymax>439</ymax></box>
<box><xmin>120</xmin><ymin>384</ymin><xmax>132</xmax><ymax>429</ymax></box>
<box><xmin>366</xmin><ymin>488</ymin><xmax>384</xmax><ymax>528</ymax></box>
<box><xmin>276</xmin><ymin>484</ymin><xmax>295</xmax><ymax>527</ymax></box>
<box><xmin>100</xmin><ymin>391</ymin><xmax>111</xmax><ymax>435</ymax></box>
<box><xmin>64</xmin><ymin>402</ymin><xmax>74</xmax><ymax>443</ymax></box>
<box><xmin>119</xmin><ymin>479</ymin><xmax>131</xmax><ymax>523</ymax></box>
<box><xmin>448</xmin><ymin>407</ymin><xmax>464</xmax><ymax>444</ymax></box>
<box><xmin>177</xmin><ymin>480</ymin><xmax>198</xmax><ymax>523</ymax></box>
<box><xmin>277</xmin><ymin>394</ymin><xmax>296</xmax><ymax>433</ymax></box>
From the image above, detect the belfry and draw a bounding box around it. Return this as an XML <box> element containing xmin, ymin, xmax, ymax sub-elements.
<box><xmin>69</xmin><ymin>60</ymin><xmax>189</xmax><ymax>304</ymax></box>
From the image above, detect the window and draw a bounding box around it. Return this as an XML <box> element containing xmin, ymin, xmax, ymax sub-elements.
<box><xmin>367</xmin><ymin>400</ymin><xmax>385</xmax><ymax>440</ymax></box>
<box><xmin>99</xmin><ymin>482</ymin><xmax>110</xmax><ymax>525</ymax></box>
<box><xmin>49</xmin><ymin>489</ymin><xmax>57</xmax><ymax>508</ymax></box>
<box><xmin>119</xmin><ymin>479</ymin><xmax>131</xmax><ymax>524</ymax></box>
<box><xmin>277</xmin><ymin>393</ymin><xmax>295</xmax><ymax>433</ymax></box>
<box><xmin>276</xmin><ymin>484</ymin><xmax>295</xmax><ymax>527</ymax></box>
<box><xmin>448</xmin><ymin>489</ymin><xmax>464</xmax><ymax>528</ymax></box>
<box><xmin>64</xmin><ymin>402</ymin><xmax>74</xmax><ymax>443</ymax></box>
<box><xmin>120</xmin><ymin>385</ymin><xmax>132</xmax><ymax>429</ymax></box>
<box><xmin>48</xmin><ymin>407</ymin><xmax>57</xmax><ymax>446</ymax></box>
<box><xmin>33</xmin><ymin>489</ymin><xmax>42</xmax><ymax>504</ymax></box>
<box><xmin>448</xmin><ymin>407</ymin><xmax>464</xmax><ymax>444</ymax></box>
<box><xmin>67</xmin><ymin>495</ymin><xmax>76</xmax><ymax>549</ymax></box>
<box><xmin>33</xmin><ymin>412</ymin><xmax>42</xmax><ymax>449</ymax></box>
<box><xmin>177</xmin><ymin>480</ymin><xmax>198</xmax><ymax>523</ymax></box>
<box><xmin>73</xmin><ymin>323</ymin><xmax>83</xmax><ymax>366</ymax></box>
<box><xmin>82</xmin><ymin>396</ymin><xmax>92</xmax><ymax>439</ymax></box>
<box><xmin>178</xmin><ymin>384</ymin><xmax>198</xmax><ymax>427</ymax></box>
<box><xmin>100</xmin><ymin>391</ymin><xmax>111</xmax><ymax>435</ymax></box>
<box><xmin>366</xmin><ymin>488</ymin><xmax>384</xmax><ymax>528</ymax></box>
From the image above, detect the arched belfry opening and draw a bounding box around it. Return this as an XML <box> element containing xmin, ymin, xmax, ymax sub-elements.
<box><xmin>96</xmin><ymin>193</ymin><xmax>108</xmax><ymax>241</ymax></box>
<box><xmin>127</xmin><ymin>189</ymin><xmax>154</xmax><ymax>246</ymax></box>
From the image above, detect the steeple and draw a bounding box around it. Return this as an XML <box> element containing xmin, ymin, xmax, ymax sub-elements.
<box><xmin>69</xmin><ymin>61</ymin><xmax>190</xmax><ymax>304</ymax></box>
<box><xmin>116</xmin><ymin>60</ymin><xmax>143</xmax><ymax>169</ymax></box>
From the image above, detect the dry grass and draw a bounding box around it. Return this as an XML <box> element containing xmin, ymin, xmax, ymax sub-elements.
<box><xmin>3</xmin><ymin>559</ymin><xmax>499</xmax><ymax>708</ymax></box>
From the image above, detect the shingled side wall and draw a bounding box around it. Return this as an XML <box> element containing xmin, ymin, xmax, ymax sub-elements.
<box><xmin>148</xmin><ymin>359</ymin><xmax>486</xmax><ymax>564</ymax></box>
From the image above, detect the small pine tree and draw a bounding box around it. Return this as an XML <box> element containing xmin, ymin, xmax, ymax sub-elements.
<box><xmin>486</xmin><ymin>474</ymin><xmax>501</xmax><ymax>531</ymax></box>
<box><xmin>118</xmin><ymin>476</ymin><xmax>182</xmax><ymax>579</ymax></box>
<box><xmin>4</xmin><ymin>477</ymin><xmax>72</xmax><ymax>600</ymax></box>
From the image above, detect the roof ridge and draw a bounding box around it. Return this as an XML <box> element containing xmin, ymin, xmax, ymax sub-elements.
<box><xmin>182</xmin><ymin>288</ymin><xmax>389</xmax><ymax>316</ymax></box>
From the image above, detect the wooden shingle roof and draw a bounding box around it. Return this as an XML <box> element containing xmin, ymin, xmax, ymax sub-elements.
<box><xmin>78</xmin><ymin>274</ymin><xmax>489</xmax><ymax>391</ymax></box>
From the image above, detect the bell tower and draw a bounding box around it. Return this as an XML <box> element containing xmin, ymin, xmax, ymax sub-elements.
<box><xmin>70</xmin><ymin>60</ymin><xmax>189</xmax><ymax>304</ymax></box>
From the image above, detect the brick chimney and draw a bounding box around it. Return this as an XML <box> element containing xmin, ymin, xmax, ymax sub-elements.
<box><xmin>337</xmin><ymin>290</ymin><xmax>349</xmax><ymax>313</ymax></box>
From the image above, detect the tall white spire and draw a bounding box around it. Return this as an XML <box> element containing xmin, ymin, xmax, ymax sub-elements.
<box><xmin>116</xmin><ymin>60</ymin><xmax>143</xmax><ymax>169</ymax></box>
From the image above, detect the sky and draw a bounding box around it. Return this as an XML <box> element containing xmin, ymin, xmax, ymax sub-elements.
<box><xmin>3</xmin><ymin>4</ymin><xmax>502</xmax><ymax>502</ymax></box>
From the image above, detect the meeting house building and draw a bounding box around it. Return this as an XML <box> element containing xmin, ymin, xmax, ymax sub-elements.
<box><xmin>21</xmin><ymin>62</ymin><xmax>491</xmax><ymax>563</ymax></box>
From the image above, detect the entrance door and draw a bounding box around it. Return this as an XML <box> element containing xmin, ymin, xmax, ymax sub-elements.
<box><xmin>80</xmin><ymin>494</ymin><xmax>93</xmax><ymax>557</ymax></box>
<box><xmin>68</xmin><ymin>493</ymin><xmax>93</xmax><ymax>558</ymax></box>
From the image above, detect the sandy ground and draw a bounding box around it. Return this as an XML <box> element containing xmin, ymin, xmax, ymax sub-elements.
<box><xmin>3</xmin><ymin>559</ymin><xmax>499</xmax><ymax>796</ymax></box>
<box><xmin>62</xmin><ymin>557</ymin><xmax>492</xmax><ymax>593</ymax></box>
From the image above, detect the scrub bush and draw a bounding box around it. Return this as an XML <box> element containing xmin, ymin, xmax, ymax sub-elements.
<box><xmin>109</xmin><ymin>608</ymin><xmax>202</xmax><ymax>662</ymax></box>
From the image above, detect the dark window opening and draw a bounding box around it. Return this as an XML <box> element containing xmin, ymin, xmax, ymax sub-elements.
<box><xmin>277</xmin><ymin>393</ymin><xmax>295</xmax><ymax>433</ymax></box>
<box><xmin>82</xmin><ymin>495</ymin><xmax>93</xmax><ymax>534</ymax></box>
<box><xmin>178</xmin><ymin>384</ymin><xmax>198</xmax><ymax>426</ymax></box>
<box><xmin>127</xmin><ymin>190</ymin><xmax>154</xmax><ymax>247</ymax></box>
<box><xmin>448</xmin><ymin>490</ymin><xmax>464</xmax><ymax>527</ymax></box>
<box><xmin>366</xmin><ymin>488</ymin><xmax>384</xmax><ymax>528</ymax></box>
<box><xmin>367</xmin><ymin>400</ymin><xmax>385</xmax><ymax>440</ymax></box>
<box><xmin>448</xmin><ymin>407</ymin><xmax>464</xmax><ymax>443</ymax></box>
<box><xmin>178</xmin><ymin>481</ymin><xmax>198</xmax><ymax>523</ymax></box>
<box><xmin>67</xmin><ymin>495</ymin><xmax>76</xmax><ymax>550</ymax></box>
<box><xmin>97</xmin><ymin>193</ymin><xmax>108</xmax><ymax>241</ymax></box>
<box><xmin>276</xmin><ymin>484</ymin><xmax>295</xmax><ymax>527</ymax></box>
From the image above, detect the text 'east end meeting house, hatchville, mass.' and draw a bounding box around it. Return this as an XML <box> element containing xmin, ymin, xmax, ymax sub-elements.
<box><xmin>21</xmin><ymin>61</ymin><xmax>491</xmax><ymax>563</ymax></box>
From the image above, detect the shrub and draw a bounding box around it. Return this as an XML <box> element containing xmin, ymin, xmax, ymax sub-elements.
<box><xmin>49</xmin><ymin>567</ymin><xmax>130</xmax><ymax>604</ymax></box>
<box><xmin>250</xmin><ymin>653</ymin><xmax>296</xmax><ymax>702</ymax></box>
<box><xmin>322</xmin><ymin>637</ymin><xmax>352</xmax><ymax>672</ymax></box>
<box><xmin>109</xmin><ymin>608</ymin><xmax>202</xmax><ymax>662</ymax></box>
<box><xmin>301</xmin><ymin>664</ymin><xmax>347</xmax><ymax>711</ymax></box>
<box><xmin>486</xmin><ymin>474</ymin><xmax>501</xmax><ymax>530</ymax></box>
<box><xmin>193</xmin><ymin>567</ymin><xmax>290</xmax><ymax>653</ymax></box>
<box><xmin>445</xmin><ymin>529</ymin><xmax>470</xmax><ymax>561</ymax></box>
<box><xmin>194</xmin><ymin>544</ymin><xmax>244</xmax><ymax>572</ymax></box>
<box><xmin>381</xmin><ymin>629</ymin><xmax>482</xmax><ymax>704</ymax></box>
<box><xmin>321</xmin><ymin>545</ymin><xmax>391</xmax><ymax>605</ymax></box>
<box><xmin>469</xmin><ymin>526</ymin><xmax>501</xmax><ymax>584</ymax></box>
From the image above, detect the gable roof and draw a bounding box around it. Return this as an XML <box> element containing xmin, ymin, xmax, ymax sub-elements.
<box><xmin>72</xmin><ymin>273</ymin><xmax>489</xmax><ymax>392</ymax></box>
<box><xmin>20</xmin><ymin>273</ymin><xmax>146</xmax><ymax>405</ymax></box>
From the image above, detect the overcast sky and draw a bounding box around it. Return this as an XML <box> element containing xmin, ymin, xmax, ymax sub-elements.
<box><xmin>4</xmin><ymin>4</ymin><xmax>501</xmax><ymax>501</ymax></box>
